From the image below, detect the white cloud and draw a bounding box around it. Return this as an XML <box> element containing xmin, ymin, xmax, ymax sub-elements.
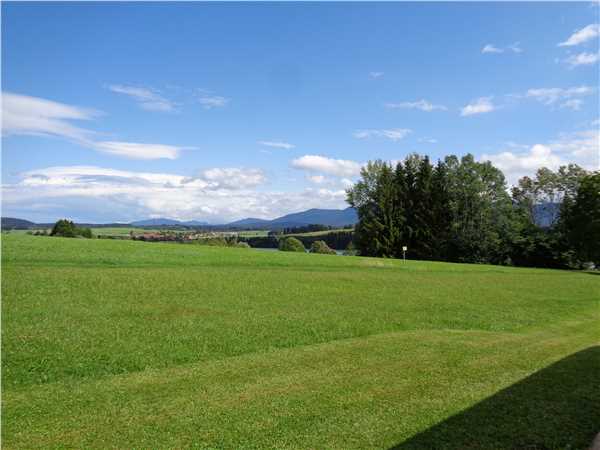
<box><xmin>481</xmin><ymin>127</ymin><xmax>600</xmax><ymax>185</ymax></box>
<box><xmin>93</xmin><ymin>141</ymin><xmax>184</xmax><ymax>160</ymax></box>
<box><xmin>2</xmin><ymin>92</ymin><xmax>190</xmax><ymax>160</ymax></box>
<box><xmin>418</xmin><ymin>137</ymin><xmax>438</xmax><ymax>144</ymax></box>
<box><xmin>258</xmin><ymin>140</ymin><xmax>295</xmax><ymax>150</ymax></box>
<box><xmin>508</xmin><ymin>42</ymin><xmax>523</xmax><ymax>53</ymax></box>
<box><xmin>385</xmin><ymin>99</ymin><xmax>447</xmax><ymax>112</ymax></box>
<box><xmin>340</xmin><ymin>178</ymin><xmax>355</xmax><ymax>188</ymax></box>
<box><xmin>353</xmin><ymin>128</ymin><xmax>411</xmax><ymax>142</ymax></box>
<box><xmin>482</xmin><ymin>144</ymin><xmax>563</xmax><ymax>185</ymax></box>
<box><xmin>200</xmin><ymin>168</ymin><xmax>266</xmax><ymax>189</ymax></box>
<box><xmin>525</xmin><ymin>86</ymin><xmax>595</xmax><ymax>105</ymax></box>
<box><xmin>307</xmin><ymin>174</ymin><xmax>328</xmax><ymax>184</ymax></box>
<box><xmin>460</xmin><ymin>97</ymin><xmax>495</xmax><ymax>116</ymax></box>
<box><xmin>482</xmin><ymin>43</ymin><xmax>523</xmax><ymax>54</ymax></box>
<box><xmin>560</xmin><ymin>99</ymin><xmax>583</xmax><ymax>111</ymax></box>
<box><xmin>291</xmin><ymin>155</ymin><xmax>362</xmax><ymax>177</ymax></box>
<box><xmin>3</xmin><ymin>165</ymin><xmax>349</xmax><ymax>223</ymax></box>
<box><xmin>197</xmin><ymin>95</ymin><xmax>229</xmax><ymax>109</ymax></box>
<box><xmin>107</xmin><ymin>84</ymin><xmax>176</xmax><ymax>112</ymax></box>
<box><xmin>558</xmin><ymin>24</ymin><xmax>600</xmax><ymax>47</ymax></box>
<box><xmin>550</xmin><ymin>128</ymin><xmax>600</xmax><ymax>169</ymax></box>
<box><xmin>1</xmin><ymin>92</ymin><xmax>97</xmax><ymax>142</ymax></box>
<box><xmin>564</xmin><ymin>52</ymin><xmax>600</xmax><ymax>67</ymax></box>
<box><xmin>369</xmin><ymin>71</ymin><xmax>384</xmax><ymax>79</ymax></box>
<box><xmin>482</xmin><ymin>44</ymin><xmax>503</xmax><ymax>54</ymax></box>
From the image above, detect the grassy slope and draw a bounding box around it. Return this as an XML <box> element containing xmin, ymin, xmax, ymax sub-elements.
<box><xmin>2</xmin><ymin>234</ymin><xmax>599</xmax><ymax>449</ymax></box>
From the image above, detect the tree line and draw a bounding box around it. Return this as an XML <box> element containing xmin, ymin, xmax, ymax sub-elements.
<box><xmin>347</xmin><ymin>153</ymin><xmax>599</xmax><ymax>268</ymax></box>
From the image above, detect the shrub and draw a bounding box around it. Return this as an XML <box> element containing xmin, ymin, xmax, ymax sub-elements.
<box><xmin>79</xmin><ymin>227</ymin><xmax>93</xmax><ymax>239</ymax></box>
<box><xmin>196</xmin><ymin>237</ymin><xmax>229</xmax><ymax>247</ymax></box>
<box><xmin>235</xmin><ymin>241</ymin><xmax>251</xmax><ymax>249</ymax></box>
<box><xmin>310</xmin><ymin>240</ymin><xmax>336</xmax><ymax>255</ymax></box>
<box><xmin>278</xmin><ymin>237</ymin><xmax>306</xmax><ymax>252</ymax></box>
<box><xmin>344</xmin><ymin>242</ymin><xmax>358</xmax><ymax>256</ymax></box>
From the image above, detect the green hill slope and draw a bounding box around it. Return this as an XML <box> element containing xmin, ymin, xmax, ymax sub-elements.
<box><xmin>2</xmin><ymin>234</ymin><xmax>598</xmax><ymax>449</ymax></box>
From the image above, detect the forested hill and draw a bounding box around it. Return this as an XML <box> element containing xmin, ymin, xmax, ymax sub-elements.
<box><xmin>1</xmin><ymin>217</ymin><xmax>36</xmax><ymax>229</ymax></box>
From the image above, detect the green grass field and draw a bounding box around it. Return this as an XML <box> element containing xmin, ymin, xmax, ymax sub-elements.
<box><xmin>2</xmin><ymin>234</ymin><xmax>599</xmax><ymax>449</ymax></box>
<box><xmin>91</xmin><ymin>226</ymin><xmax>159</xmax><ymax>236</ymax></box>
<box><xmin>237</xmin><ymin>230</ymin><xmax>270</xmax><ymax>237</ymax></box>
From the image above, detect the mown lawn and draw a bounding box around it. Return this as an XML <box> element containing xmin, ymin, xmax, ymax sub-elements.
<box><xmin>2</xmin><ymin>234</ymin><xmax>599</xmax><ymax>449</ymax></box>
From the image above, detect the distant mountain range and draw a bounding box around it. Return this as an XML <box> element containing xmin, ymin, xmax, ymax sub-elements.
<box><xmin>130</xmin><ymin>218</ymin><xmax>210</xmax><ymax>227</ymax></box>
<box><xmin>227</xmin><ymin>207</ymin><xmax>358</xmax><ymax>229</ymax></box>
<box><xmin>1</xmin><ymin>207</ymin><xmax>359</xmax><ymax>230</ymax></box>
<box><xmin>1</xmin><ymin>217</ymin><xmax>37</xmax><ymax>229</ymax></box>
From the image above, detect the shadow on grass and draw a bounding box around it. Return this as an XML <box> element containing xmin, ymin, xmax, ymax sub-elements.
<box><xmin>392</xmin><ymin>346</ymin><xmax>600</xmax><ymax>450</ymax></box>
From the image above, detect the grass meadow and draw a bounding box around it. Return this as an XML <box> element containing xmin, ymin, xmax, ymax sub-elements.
<box><xmin>2</xmin><ymin>234</ymin><xmax>599</xmax><ymax>449</ymax></box>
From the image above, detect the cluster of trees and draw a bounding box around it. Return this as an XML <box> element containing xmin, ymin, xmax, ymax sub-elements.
<box><xmin>347</xmin><ymin>153</ymin><xmax>598</xmax><ymax>268</ymax></box>
<box><xmin>310</xmin><ymin>240</ymin><xmax>337</xmax><ymax>254</ymax></box>
<box><xmin>50</xmin><ymin>219</ymin><xmax>93</xmax><ymax>238</ymax></box>
<box><xmin>279</xmin><ymin>237</ymin><xmax>306</xmax><ymax>252</ymax></box>
<box><xmin>242</xmin><ymin>230</ymin><xmax>353</xmax><ymax>250</ymax></box>
<box><xmin>277</xmin><ymin>224</ymin><xmax>353</xmax><ymax>235</ymax></box>
<box><xmin>292</xmin><ymin>231</ymin><xmax>354</xmax><ymax>251</ymax></box>
<box><xmin>278</xmin><ymin>237</ymin><xmax>337</xmax><ymax>254</ymax></box>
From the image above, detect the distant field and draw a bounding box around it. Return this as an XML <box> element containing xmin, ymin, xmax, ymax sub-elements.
<box><xmin>2</xmin><ymin>234</ymin><xmax>599</xmax><ymax>449</ymax></box>
<box><xmin>91</xmin><ymin>227</ymin><xmax>159</xmax><ymax>236</ymax></box>
<box><xmin>92</xmin><ymin>227</ymin><xmax>269</xmax><ymax>238</ymax></box>
<box><xmin>236</xmin><ymin>229</ymin><xmax>269</xmax><ymax>237</ymax></box>
<box><xmin>283</xmin><ymin>228</ymin><xmax>353</xmax><ymax>237</ymax></box>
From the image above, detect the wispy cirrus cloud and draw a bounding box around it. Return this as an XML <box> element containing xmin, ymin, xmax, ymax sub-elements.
<box><xmin>482</xmin><ymin>42</ymin><xmax>523</xmax><ymax>54</ymax></box>
<box><xmin>385</xmin><ymin>99</ymin><xmax>447</xmax><ymax>112</ymax></box>
<box><xmin>482</xmin><ymin>44</ymin><xmax>503</xmax><ymax>54</ymax></box>
<box><xmin>564</xmin><ymin>52</ymin><xmax>600</xmax><ymax>68</ymax></box>
<box><xmin>258</xmin><ymin>140</ymin><xmax>295</xmax><ymax>150</ymax></box>
<box><xmin>1</xmin><ymin>91</ymin><xmax>98</xmax><ymax>141</ymax></box>
<box><xmin>560</xmin><ymin>99</ymin><xmax>584</xmax><ymax>111</ymax></box>
<box><xmin>2</xmin><ymin>91</ymin><xmax>190</xmax><ymax>160</ymax></box>
<box><xmin>16</xmin><ymin>165</ymin><xmax>266</xmax><ymax>192</ymax></box>
<box><xmin>353</xmin><ymin>128</ymin><xmax>411</xmax><ymax>142</ymax></box>
<box><xmin>508</xmin><ymin>42</ymin><xmax>524</xmax><ymax>53</ymax></box>
<box><xmin>198</xmin><ymin>96</ymin><xmax>229</xmax><ymax>109</ymax></box>
<box><xmin>93</xmin><ymin>141</ymin><xmax>185</xmax><ymax>160</ymax></box>
<box><xmin>558</xmin><ymin>23</ymin><xmax>600</xmax><ymax>47</ymax></box>
<box><xmin>107</xmin><ymin>84</ymin><xmax>176</xmax><ymax>112</ymax></box>
<box><xmin>195</xmin><ymin>89</ymin><xmax>229</xmax><ymax>109</ymax></box>
<box><xmin>291</xmin><ymin>155</ymin><xmax>362</xmax><ymax>177</ymax></box>
<box><xmin>524</xmin><ymin>86</ymin><xmax>595</xmax><ymax>107</ymax></box>
<box><xmin>460</xmin><ymin>97</ymin><xmax>495</xmax><ymax>116</ymax></box>
<box><xmin>369</xmin><ymin>71</ymin><xmax>384</xmax><ymax>79</ymax></box>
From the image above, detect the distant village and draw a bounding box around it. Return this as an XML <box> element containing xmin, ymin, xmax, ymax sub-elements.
<box><xmin>128</xmin><ymin>230</ymin><xmax>239</xmax><ymax>242</ymax></box>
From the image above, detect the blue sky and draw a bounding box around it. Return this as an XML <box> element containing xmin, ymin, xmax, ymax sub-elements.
<box><xmin>2</xmin><ymin>2</ymin><xmax>599</xmax><ymax>223</ymax></box>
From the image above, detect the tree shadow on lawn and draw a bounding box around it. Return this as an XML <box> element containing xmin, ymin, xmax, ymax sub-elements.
<box><xmin>391</xmin><ymin>346</ymin><xmax>599</xmax><ymax>450</ymax></box>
